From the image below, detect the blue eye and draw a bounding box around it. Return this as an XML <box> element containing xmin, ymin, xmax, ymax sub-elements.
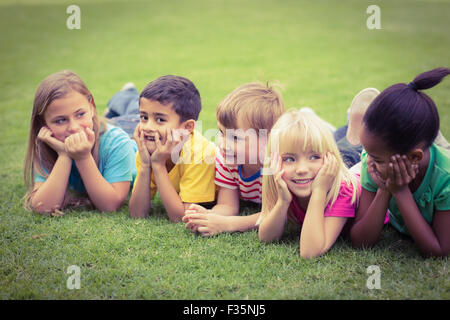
<box><xmin>76</xmin><ymin>112</ymin><xmax>85</xmax><ymax>118</ymax></box>
<box><xmin>54</xmin><ymin>118</ymin><xmax>66</xmax><ymax>124</ymax></box>
<box><xmin>310</xmin><ymin>154</ymin><xmax>322</xmax><ymax>160</ymax></box>
<box><xmin>282</xmin><ymin>156</ymin><xmax>295</xmax><ymax>163</ymax></box>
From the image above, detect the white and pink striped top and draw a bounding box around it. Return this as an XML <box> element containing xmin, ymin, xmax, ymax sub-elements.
<box><xmin>214</xmin><ymin>150</ymin><xmax>262</xmax><ymax>203</ymax></box>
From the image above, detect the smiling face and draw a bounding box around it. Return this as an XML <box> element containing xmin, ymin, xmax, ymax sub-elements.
<box><xmin>139</xmin><ymin>97</ymin><xmax>186</xmax><ymax>154</ymax></box>
<box><xmin>360</xmin><ymin>126</ymin><xmax>396</xmax><ymax>180</ymax></box>
<box><xmin>44</xmin><ymin>90</ymin><xmax>95</xmax><ymax>142</ymax></box>
<box><xmin>280</xmin><ymin>143</ymin><xmax>324</xmax><ymax>200</ymax></box>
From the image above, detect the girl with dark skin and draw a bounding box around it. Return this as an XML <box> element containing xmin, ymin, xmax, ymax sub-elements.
<box><xmin>350</xmin><ymin>67</ymin><xmax>450</xmax><ymax>258</ymax></box>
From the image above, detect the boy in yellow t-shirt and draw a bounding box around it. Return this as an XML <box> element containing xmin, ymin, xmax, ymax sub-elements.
<box><xmin>129</xmin><ymin>75</ymin><xmax>216</xmax><ymax>222</ymax></box>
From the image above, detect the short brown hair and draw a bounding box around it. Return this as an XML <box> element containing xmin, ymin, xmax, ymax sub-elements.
<box><xmin>140</xmin><ymin>75</ymin><xmax>201</xmax><ymax>122</ymax></box>
<box><xmin>216</xmin><ymin>82</ymin><xmax>285</xmax><ymax>131</ymax></box>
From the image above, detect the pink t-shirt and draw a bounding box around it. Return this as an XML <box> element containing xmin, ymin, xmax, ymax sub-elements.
<box><xmin>288</xmin><ymin>174</ymin><xmax>389</xmax><ymax>234</ymax></box>
<box><xmin>288</xmin><ymin>178</ymin><xmax>358</xmax><ymax>230</ymax></box>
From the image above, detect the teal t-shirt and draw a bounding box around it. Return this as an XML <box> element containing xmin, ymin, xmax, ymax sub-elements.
<box><xmin>360</xmin><ymin>144</ymin><xmax>450</xmax><ymax>235</ymax></box>
<box><xmin>34</xmin><ymin>124</ymin><xmax>137</xmax><ymax>193</ymax></box>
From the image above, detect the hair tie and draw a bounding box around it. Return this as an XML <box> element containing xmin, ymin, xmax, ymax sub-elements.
<box><xmin>408</xmin><ymin>82</ymin><xmax>418</xmax><ymax>91</ymax></box>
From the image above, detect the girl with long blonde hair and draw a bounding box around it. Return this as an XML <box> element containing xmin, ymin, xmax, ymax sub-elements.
<box><xmin>258</xmin><ymin>109</ymin><xmax>359</xmax><ymax>259</ymax></box>
<box><xmin>24</xmin><ymin>70</ymin><xmax>137</xmax><ymax>214</ymax></box>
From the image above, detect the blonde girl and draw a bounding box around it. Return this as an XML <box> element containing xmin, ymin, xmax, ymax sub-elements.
<box><xmin>24</xmin><ymin>70</ymin><xmax>137</xmax><ymax>214</ymax></box>
<box><xmin>258</xmin><ymin>109</ymin><xmax>359</xmax><ymax>259</ymax></box>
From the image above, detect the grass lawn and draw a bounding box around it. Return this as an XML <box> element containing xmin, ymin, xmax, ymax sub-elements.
<box><xmin>0</xmin><ymin>0</ymin><xmax>449</xmax><ymax>300</ymax></box>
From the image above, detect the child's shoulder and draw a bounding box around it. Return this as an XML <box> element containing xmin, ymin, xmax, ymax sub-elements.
<box><xmin>190</xmin><ymin>129</ymin><xmax>215</xmax><ymax>146</ymax></box>
<box><xmin>431</xmin><ymin>144</ymin><xmax>450</xmax><ymax>187</ymax></box>
<box><xmin>179</xmin><ymin>130</ymin><xmax>216</xmax><ymax>165</ymax></box>
<box><xmin>99</xmin><ymin>124</ymin><xmax>136</xmax><ymax>153</ymax></box>
<box><xmin>338</xmin><ymin>174</ymin><xmax>360</xmax><ymax>197</ymax></box>
<box><xmin>433</xmin><ymin>144</ymin><xmax>450</xmax><ymax>172</ymax></box>
<box><xmin>101</xmin><ymin>123</ymin><xmax>132</xmax><ymax>141</ymax></box>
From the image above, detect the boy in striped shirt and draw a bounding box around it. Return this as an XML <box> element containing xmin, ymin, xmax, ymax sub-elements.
<box><xmin>183</xmin><ymin>82</ymin><xmax>285</xmax><ymax>236</ymax></box>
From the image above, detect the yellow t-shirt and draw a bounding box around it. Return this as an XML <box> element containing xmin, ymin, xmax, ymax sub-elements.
<box><xmin>133</xmin><ymin>130</ymin><xmax>217</xmax><ymax>203</ymax></box>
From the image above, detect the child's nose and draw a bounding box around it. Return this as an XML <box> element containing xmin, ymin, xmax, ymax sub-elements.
<box><xmin>220</xmin><ymin>140</ymin><xmax>233</xmax><ymax>155</ymax></box>
<box><xmin>141</xmin><ymin>120</ymin><xmax>155</xmax><ymax>132</ymax></box>
<box><xmin>295</xmin><ymin>161</ymin><xmax>309</xmax><ymax>174</ymax></box>
<box><xmin>67</xmin><ymin>119</ymin><xmax>82</xmax><ymax>133</ymax></box>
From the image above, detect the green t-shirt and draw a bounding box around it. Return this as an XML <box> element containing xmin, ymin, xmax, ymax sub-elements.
<box><xmin>360</xmin><ymin>144</ymin><xmax>450</xmax><ymax>235</ymax></box>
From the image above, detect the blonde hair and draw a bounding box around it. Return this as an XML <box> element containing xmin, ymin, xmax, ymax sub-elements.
<box><xmin>216</xmin><ymin>82</ymin><xmax>285</xmax><ymax>131</ymax></box>
<box><xmin>23</xmin><ymin>70</ymin><xmax>106</xmax><ymax>211</ymax></box>
<box><xmin>259</xmin><ymin>109</ymin><xmax>358</xmax><ymax>224</ymax></box>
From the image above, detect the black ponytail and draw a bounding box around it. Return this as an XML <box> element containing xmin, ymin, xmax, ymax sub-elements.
<box><xmin>412</xmin><ymin>67</ymin><xmax>450</xmax><ymax>91</ymax></box>
<box><xmin>363</xmin><ymin>67</ymin><xmax>450</xmax><ymax>154</ymax></box>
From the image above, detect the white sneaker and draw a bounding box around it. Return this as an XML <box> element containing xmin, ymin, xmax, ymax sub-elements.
<box><xmin>121</xmin><ymin>82</ymin><xmax>136</xmax><ymax>91</ymax></box>
<box><xmin>346</xmin><ymin>88</ymin><xmax>380</xmax><ymax>145</ymax></box>
<box><xmin>435</xmin><ymin>130</ymin><xmax>450</xmax><ymax>150</ymax></box>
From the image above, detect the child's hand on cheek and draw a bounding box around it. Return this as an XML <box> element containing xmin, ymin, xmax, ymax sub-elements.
<box><xmin>64</xmin><ymin>127</ymin><xmax>95</xmax><ymax>161</ymax></box>
<box><xmin>367</xmin><ymin>161</ymin><xmax>388</xmax><ymax>191</ymax></box>
<box><xmin>312</xmin><ymin>152</ymin><xmax>338</xmax><ymax>194</ymax></box>
<box><xmin>386</xmin><ymin>154</ymin><xmax>419</xmax><ymax>195</ymax></box>
<box><xmin>37</xmin><ymin>126</ymin><xmax>67</xmax><ymax>156</ymax></box>
<box><xmin>151</xmin><ymin>128</ymin><xmax>182</xmax><ymax>167</ymax></box>
<box><xmin>135</xmin><ymin>124</ymin><xmax>152</xmax><ymax>168</ymax></box>
<box><xmin>271</xmin><ymin>153</ymin><xmax>292</xmax><ymax>204</ymax></box>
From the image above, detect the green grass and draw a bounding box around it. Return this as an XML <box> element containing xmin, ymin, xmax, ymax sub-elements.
<box><xmin>0</xmin><ymin>0</ymin><xmax>449</xmax><ymax>299</ymax></box>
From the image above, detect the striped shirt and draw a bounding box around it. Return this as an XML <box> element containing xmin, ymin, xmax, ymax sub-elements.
<box><xmin>215</xmin><ymin>150</ymin><xmax>262</xmax><ymax>203</ymax></box>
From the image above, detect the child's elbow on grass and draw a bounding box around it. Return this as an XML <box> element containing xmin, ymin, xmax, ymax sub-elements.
<box><xmin>98</xmin><ymin>202</ymin><xmax>122</xmax><ymax>213</ymax></box>
<box><xmin>349</xmin><ymin>226</ymin><xmax>377</xmax><ymax>249</ymax></box>
<box><xmin>258</xmin><ymin>233</ymin><xmax>269</xmax><ymax>243</ymax></box>
<box><xmin>31</xmin><ymin>199</ymin><xmax>59</xmax><ymax>215</ymax></box>
<box><xmin>258</xmin><ymin>230</ymin><xmax>278</xmax><ymax>243</ymax></box>
<box><xmin>129</xmin><ymin>208</ymin><xmax>149</xmax><ymax>219</ymax></box>
<box><xmin>169</xmin><ymin>215</ymin><xmax>183</xmax><ymax>223</ymax></box>
<box><xmin>420</xmin><ymin>247</ymin><xmax>450</xmax><ymax>259</ymax></box>
<box><xmin>129</xmin><ymin>203</ymin><xmax>149</xmax><ymax>218</ymax></box>
<box><xmin>32</xmin><ymin>205</ymin><xmax>52</xmax><ymax>215</ymax></box>
<box><xmin>299</xmin><ymin>248</ymin><xmax>322</xmax><ymax>260</ymax></box>
<box><xmin>351</xmin><ymin>237</ymin><xmax>380</xmax><ymax>250</ymax></box>
<box><xmin>299</xmin><ymin>250</ymin><xmax>314</xmax><ymax>260</ymax></box>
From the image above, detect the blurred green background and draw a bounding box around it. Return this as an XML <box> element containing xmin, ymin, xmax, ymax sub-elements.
<box><xmin>0</xmin><ymin>0</ymin><xmax>449</xmax><ymax>299</ymax></box>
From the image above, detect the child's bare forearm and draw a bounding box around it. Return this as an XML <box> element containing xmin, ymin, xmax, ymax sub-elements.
<box><xmin>258</xmin><ymin>200</ymin><xmax>289</xmax><ymax>242</ymax></box>
<box><xmin>129</xmin><ymin>167</ymin><xmax>152</xmax><ymax>218</ymax></box>
<box><xmin>74</xmin><ymin>155</ymin><xmax>127</xmax><ymax>212</ymax></box>
<box><xmin>152</xmin><ymin>163</ymin><xmax>185</xmax><ymax>222</ymax></box>
<box><xmin>227</xmin><ymin>212</ymin><xmax>260</xmax><ymax>232</ymax></box>
<box><xmin>393</xmin><ymin>189</ymin><xmax>446</xmax><ymax>257</ymax></box>
<box><xmin>351</xmin><ymin>189</ymin><xmax>390</xmax><ymax>248</ymax></box>
<box><xmin>299</xmin><ymin>190</ymin><xmax>327</xmax><ymax>258</ymax></box>
<box><xmin>31</xmin><ymin>154</ymin><xmax>72</xmax><ymax>213</ymax></box>
<box><xmin>211</xmin><ymin>203</ymin><xmax>239</xmax><ymax>216</ymax></box>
